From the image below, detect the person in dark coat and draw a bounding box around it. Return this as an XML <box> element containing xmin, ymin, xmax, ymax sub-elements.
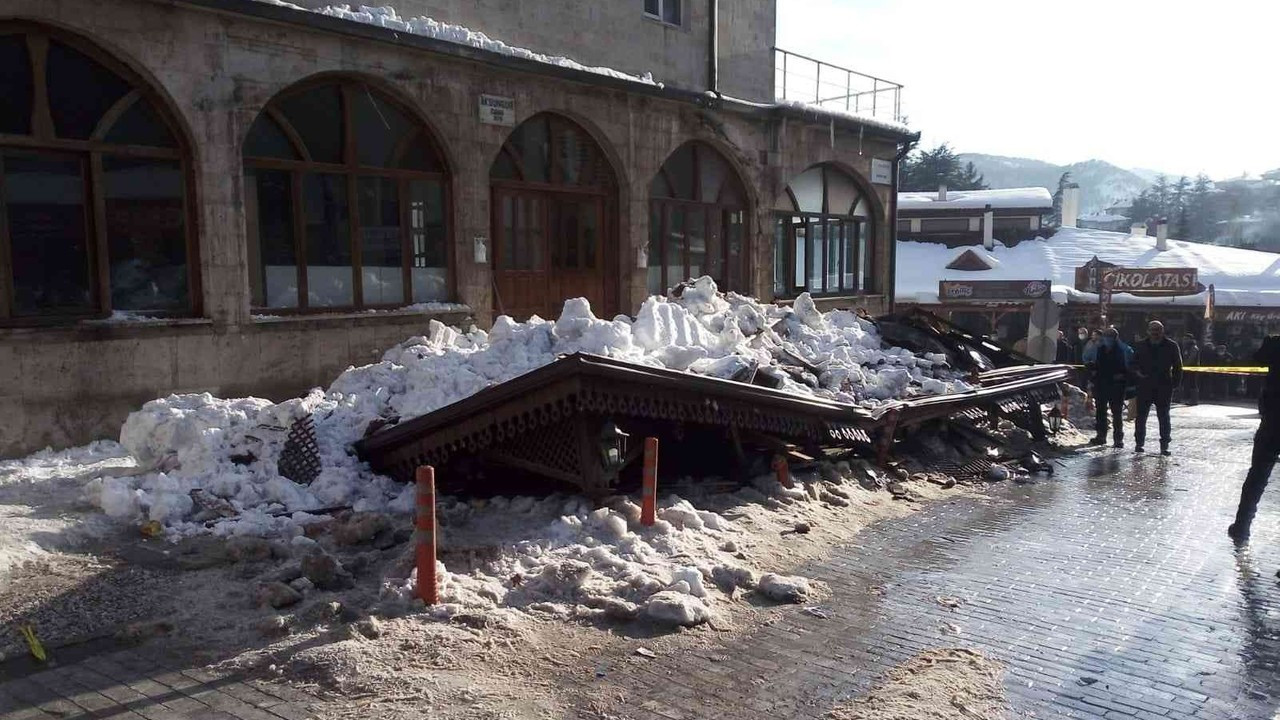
<box><xmin>1132</xmin><ymin>320</ymin><xmax>1184</xmax><ymax>455</ymax></box>
<box><xmin>1055</xmin><ymin>330</ymin><xmax>1075</xmax><ymax>363</ymax></box>
<box><xmin>1087</xmin><ymin>327</ymin><xmax>1132</xmax><ymax>448</ymax></box>
<box><xmin>1228</xmin><ymin>335</ymin><xmax>1280</xmax><ymax>544</ymax></box>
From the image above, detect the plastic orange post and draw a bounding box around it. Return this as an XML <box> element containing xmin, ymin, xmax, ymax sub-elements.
<box><xmin>415</xmin><ymin>465</ymin><xmax>438</xmax><ymax>605</ymax></box>
<box><xmin>772</xmin><ymin>454</ymin><xmax>793</xmax><ymax>489</ymax></box>
<box><xmin>641</xmin><ymin>437</ymin><xmax>658</xmax><ymax>526</ymax></box>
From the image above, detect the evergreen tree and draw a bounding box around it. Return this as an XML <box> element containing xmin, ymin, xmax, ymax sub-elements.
<box><xmin>900</xmin><ymin>143</ymin><xmax>989</xmax><ymax>192</ymax></box>
<box><xmin>1050</xmin><ymin>171</ymin><xmax>1072</xmax><ymax>226</ymax></box>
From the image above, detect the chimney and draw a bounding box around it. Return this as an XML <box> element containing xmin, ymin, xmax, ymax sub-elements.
<box><xmin>1155</xmin><ymin>218</ymin><xmax>1169</xmax><ymax>250</ymax></box>
<box><xmin>1130</xmin><ymin>223</ymin><xmax>1148</xmax><ymax>237</ymax></box>
<box><xmin>937</xmin><ymin>184</ymin><xmax>948</xmax><ymax>202</ymax></box>
<box><xmin>1061</xmin><ymin>184</ymin><xmax>1080</xmax><ymax>228</ymax></box>
<box><xmin>982</xmin><ymin>205</ymin><xmax>994</xmax><ymax>250</ymax></box>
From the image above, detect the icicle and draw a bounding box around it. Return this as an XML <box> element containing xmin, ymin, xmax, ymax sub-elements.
<box><xmin>858</xmin><ymin>124</ymin><xmax>864</xmax><ymax>156</ymax></box>
<box><xmin>829</xmin><ymin>118</ymin><xmax>835</xmax><ymax>149</ymax></box>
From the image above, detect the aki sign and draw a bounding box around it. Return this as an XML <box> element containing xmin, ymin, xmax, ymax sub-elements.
<box><xmin>1100</xmin><ymin>268</ymin><xmax>1200</xmax><ymax>295</ymax></box>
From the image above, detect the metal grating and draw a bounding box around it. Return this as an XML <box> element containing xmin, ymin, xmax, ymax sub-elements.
<box><xmin>278</xmin><ymin>414</ymin><xmax>321</xmax><ymax>485</ymax></box>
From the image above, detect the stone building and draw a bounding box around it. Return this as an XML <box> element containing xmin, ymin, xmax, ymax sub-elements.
<box><xmin>0</xmin><ymin>0</ymin><xmax>915</xmax><ymax>456</ymax></box>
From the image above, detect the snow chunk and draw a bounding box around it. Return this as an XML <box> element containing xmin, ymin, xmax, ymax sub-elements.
<box><xmin>644</xmin><ymin>591</ymin><xmax>712</xmax><ymax>626</ymax></box>
<box><xmin>758</xmin><ymin>573</ymin><xmax>811</xmax><ymax>603</ymax></box>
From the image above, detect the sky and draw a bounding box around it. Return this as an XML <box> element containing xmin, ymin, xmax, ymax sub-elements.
<box><xmin>776</xmin><ymin>0</ymin><xmax>1278</xmax><ymax>179</ymax></box>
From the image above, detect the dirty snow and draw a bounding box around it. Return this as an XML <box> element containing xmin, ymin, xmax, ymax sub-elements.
<box><xmin>252</xmin><ymin>2</ymin><xmax>659</xmax><ymax>86</ymax></box>
<box><xmin>827</xmin><ymin>647</ymin><xmax>1007</xmax><ymax>720</ymax></box>
<box><xmin>86</xmin><ymin>278</ymin><xmax>972</xmax><ymax>541</ymax></box>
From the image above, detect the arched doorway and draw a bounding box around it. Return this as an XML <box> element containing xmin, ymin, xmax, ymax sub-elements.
<box><xmin>490</xmin><ymin>113</ymin><xmax>618</xmax><ymax>320</ymax></box>
<box><xmin>647</xmin><ymin>141</ymin><xmax>749</xmax><ymax>295</ymax></box>
<box><xmin>0</xmin><ymin>23</ymin><xmax>196</xmax><ymax>323</ymax></box>
<box><xmin>242</xmin><ymin>76</ymin><xmax>451</xmax><ymax>311</ymax></box>
<box><xmin>773</xmin><ymin>163</ymin><xmax>875</xmax><ymax>298</ymax></box>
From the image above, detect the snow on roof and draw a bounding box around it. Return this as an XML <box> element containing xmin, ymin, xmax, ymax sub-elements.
<box><xmin>899</xmin><ymin>187</ymin><xmax>1053</xmax><ymax>211</ymax></box>
<box><xmin>896</xmin><ymin>227</ymin><xmax>1280</xmax><ymax>308</ymax></box>
<box><xmin>1079</xmin><ymin>213</ymin><xmax>1130</xmax><ymax>223</ymax></box>
<box><xmin>773</xmin><ymin>100</ymin><xmax>912</xmax><ymax>136</ymax></box>
<box><xmin>252</xmin><ymin>1</ymin><xmax>659</xmax><ymax>86</ymax></box>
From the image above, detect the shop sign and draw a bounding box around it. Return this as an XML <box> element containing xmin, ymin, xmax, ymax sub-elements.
<box><xmin>1075</xmin><ymin>256</ymin><xmax>1119</xmax><ymax>292</ymax></box>
<box><xmin>1100</xmin><ymin>267</ymin><xmax>1199</xmax><ymax>295</ymax></box>
<box><xmin>478</xmin><ymin>94</ymin><xmax>515</xmax><ymax>126</ymax></box>
<box><xmin>1221</xmin><ymin>308</ymin><xmax>1280</xmax><ymax>323</ymax></box>
<box><xmin>939</xmin><ymin>279</ymin><xmax>1050</xmax><ymax>302</ymax></box>
<box><xmin>870</xmin><ymin>158</ymin><xmax>893</xmax><ymax>185</ymax></box>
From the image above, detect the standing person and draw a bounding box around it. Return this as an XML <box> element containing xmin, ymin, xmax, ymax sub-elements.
<box><xmin>1180</xmin><ymin>334</ymin><xmax>1200</xmax><ymax>405</ymax></box>
<box><xmin>1055</xmin><ymin>330</ymin><xmax>1075</xmax><ymax>363</ymax></box>
<box><xmin>1088</xmin><ymin>327</ymin><xmax>1131</xmax><ymax>448</ymax></box>
<box><xmin>1132</xmin><ymin>320</ymin><xmax>1184</xmax><ymax>455</ymax></box>
<box><xmin>1227</xmin><ymin>335</ymin><xmax>1280</xmax><ymax>544</ymax></box>
<box><xmin>1074</xmin><ymin>327</ymin><xmax>1090</xmax><ymax>364</ymax></box>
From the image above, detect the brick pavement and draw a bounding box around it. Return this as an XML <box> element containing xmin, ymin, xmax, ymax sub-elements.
<box><xmin>570</xmin><ymin>405</ymin><xmax>1280</xmax><ymax>719</ymax></box>
<box><xmin>0</xmin><ymin>646</ymin><xmax>318</xmax><ymax>720</ymax></box>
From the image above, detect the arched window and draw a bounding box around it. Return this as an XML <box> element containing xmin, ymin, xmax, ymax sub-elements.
<box><xmin>490</xmin><ymin>113</ymin><xmax>617</xmax><ymax>320</ymax></box>
<box><xmin>647</xmin><ymin>142</ymin><xmax>749</xmax><ymax>295</ymax></box>
<box><xmin>774</xmin><ymin>164</ymin><xmax>875</xmax><ymax>297</ymax></box>
<box><xmin>243</xmin><ymin>78</ymin><xmax>450</xmax><ymax>310</ymax></box>
<box><xmin>0</xmin><ymin>24</ymin><xmax>194</xmax><ymax>323</ymax></box>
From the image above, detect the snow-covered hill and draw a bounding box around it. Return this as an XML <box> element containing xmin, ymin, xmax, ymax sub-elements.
<box><xmin>958</xmin><ymin>154</ymin><xmax>1152</xmax><ymax>214</ymax></box>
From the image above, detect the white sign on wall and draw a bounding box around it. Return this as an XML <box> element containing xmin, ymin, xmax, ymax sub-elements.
<box><xmin>870</xmin><ymin>158</ymin><xmax>893</xmax><ymax>185</ymax></box>
<box><xmin>478</xmin><ymin>94</ymin><xmax>516</xmax><ymax>126</ymax></box>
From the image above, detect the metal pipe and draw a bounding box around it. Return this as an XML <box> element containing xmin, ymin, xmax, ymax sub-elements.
<box><xmin>708</xmin><ymin>0</ymin><xmax>719</xmax><ymax>94</ymax></box>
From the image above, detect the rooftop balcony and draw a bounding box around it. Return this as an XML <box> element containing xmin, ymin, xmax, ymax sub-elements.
<box><xmin>774</xmin><ymin>48</ymin><xmax>905</xmax><ymax>124</ymax></box>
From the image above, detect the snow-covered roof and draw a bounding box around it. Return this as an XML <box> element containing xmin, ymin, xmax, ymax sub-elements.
<box><xmin>896</xmin><ymin>227</ymin><xmax>1280</xmax><ymax>308</ymax></box>
<box><xmin>1079</xmin><ymin>213</ymin><xmax>1130</xmax><ymax>223</ymax></box>
<box><xmin>899</xmin><ymin>187</ymin><xmax>1053</xmax><ymax>212</ymax></box>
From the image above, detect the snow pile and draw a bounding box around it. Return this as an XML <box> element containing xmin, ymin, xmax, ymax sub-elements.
<box><xmin>254</xmin><ymin>2</ymin><xmax>658</xmax><ymax>86</ymax></box>
<box><xmin>86</xmin><ymin>278</ymin><xmax>969</xmax><ymax>538</ymax></box>
<box><xmin>0</xmin><ymin>441</ymin><xmax>135</xmax><ymax>485</ymax></box>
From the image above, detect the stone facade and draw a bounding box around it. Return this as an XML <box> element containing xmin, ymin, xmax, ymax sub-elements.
<box><xmin>0</xmin><ymin>0</ymin><xmax>911</xmax><ymax>456</ymax></box>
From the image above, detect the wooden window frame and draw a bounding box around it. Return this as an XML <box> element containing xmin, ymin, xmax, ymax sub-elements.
<box><xmin>0</xmin><ymin>24</ymin><xmax>200</xmax><ymax>326</ymax></box>
<box><xmin>773</xmin><ymin>164</ymin><xmax>877</xmax><ymax>299</ymax></box>
<box><xmin>648</xmin><ymin>142</ymin><xmax>750</xmax><ymax>294</ymax></box>
<box><xmin>243</xmin><ymin>78</ymin><xmax>453</xmax><ymax>314</ymax></box>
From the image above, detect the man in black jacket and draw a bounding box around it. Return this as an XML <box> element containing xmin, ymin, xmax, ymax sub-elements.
<box><xmin>1133</xmin><ymin>320</ymin><xmax>1183</xmax><ymax>455</ymax></box>
<box><xmin>1228</xmin><ymin>335</ymin><xmax>1280</xmax><ymax>544</ymax></box>
<box><xmin>1089</xmin><ymin>327</ymin><xmax>1130</xmax><ymax>448</ymax></box>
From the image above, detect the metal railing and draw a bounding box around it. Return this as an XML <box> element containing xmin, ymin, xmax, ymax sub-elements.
<box><xmin>774</xmin><ymin>47</ymin><xmax>904</xmax><ymax>123</ymax></box>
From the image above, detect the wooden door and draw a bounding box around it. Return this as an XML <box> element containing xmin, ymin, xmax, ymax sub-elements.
<box><xmin>492</xmin><ymin>189</ymin><xmax>546</xmax><ymax>319</ymax></box>
<box><xmin>547</xmin><ymin>195</ymin><xmax>605</xmax><ymax>318</ymax></box>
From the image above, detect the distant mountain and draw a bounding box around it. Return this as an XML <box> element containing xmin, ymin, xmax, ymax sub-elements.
<box><xmin>957</xmin><ymin>154</ymin><xmax>1152</xmax><ymax>214</ymax></box>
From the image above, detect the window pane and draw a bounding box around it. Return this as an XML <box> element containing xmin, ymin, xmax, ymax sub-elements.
<box><xmin>842</xmin><ymin>222</ymin><xmax>855</xmax><ymax>290</ymax></box>
<box><xmin>517</xmin><ymin>117</ymin><xmax>550</xmax><ymax>183</ymax></box>
<box><xmin>0</xmin><ymin>35</ymin><xmax>33</xmax><ymax>135</ymax></box>
<box><xmin>279</xmin><ymin>85</ymin><xmax>344</xmax><ymax>164</ymax></box>
<box><xmin>303</xmin><ymin>173</ymin><xmax>352</xmax><ymax>307</ymax></box>
<box><xmin>698</xmin><ymin>149</ymin><xmax>727</xmax><ymax>204</ymax></box>
<box><xmin>581</xmin><ymin>201</ymin><xmax>598</xmax><ymax>269</ymax></box>
<box><xmin>827</xmin><ymin>222</ymin><xmax>840</xmax><ymax>292</ymax></box>
<box><xmin>5</xmin><ymin>152</ymin><xmax>92</xmax><ymax>314</ymax></box>
<box><xmin>788</xmin><ymin>167</ymin><xmax>824</xmax><ymax>213</ymax></box>
<box><xmin>396</xmin><ymin>133</ymin><xmax>443</xmax><ymax>172</ymax></box>
<box><xmin>527</xmin><ymin>196</ymin><xmax>544</xmax><ymax>270</ymax></box>
<box><xmin>353</xmin><ymin>90</ymin><xmax>412</xmax><ymax>167</ymax></box>
<box><xmin>686</xmin><ymin>207</ymin><xmax>705</xmax><ymax>280</ymax></box>
<box><xmin>243</xmin><ymin>114</ymin><xmax>297</xmax><ymax>160</ymax></box>
<box><xmin>409</xmin><ymin>179</ymin><xmax>447</xmax><ymax>302</ymax></box>
<box><xmin>663</xmin><ymin>145</ymin><xmax>695</xmax><ymax>200</ymax></box>
<box><xmin>103</xmin><ymin>157</ymin><xmax>187</xmax><ymax>311</ymax></box>
<box><xmin>46</xmin><ymin>39</ymin><xmax>131</xmax><ymax>140</ymax></box>
<box><xmin>663</xmin><ymin>0</ymin><xmax>681</xmax><ymax>24</ymax></box>
<box><xmin>247</xmin><ymin>168</ymin><xmax>297</xmax><ymax>308</ymax></box>
<box><xmin>665</xmin><ymin>205</ymin><xmax>685</xmax><ymax>288</ymax></box>
<box><xmin>648</xmin><ymin>203</ymin><xmax>663</xmax><ymax>294</ymax></box>
<box><xmin>921</xmin><ymin>218</ymin><xmax>969</xmax><ymax>233</ymax></box>
<box><xmin>103</xmin><ymin>99</ymin><xmax>176</xmax><ymax>148</ymax></box>
<box><xmin>826</xmin><ymin>167</ymin><xmax>860</xmax><ymax>217</ymax></box>
<box><xmin>706</xmin><ymin>210</ymin><xmax>724</xmax><ymax>285</ymax></box>
<box><xmin>644</xmin><ymin>0</ymin><xmax>660</xmax><ymax>15</ymax></box>
<box><xmin>555</xmin><ymin>123</ymin><xmax>586</xmax><ymax>185</ymax></box>
<box><xmin>491</xmin><ymin>148</ymin><xmax>519</xmax><ymax>180</ymax></box>
<box><xmin>727</xmin><ymin>210</ymin><xmax>743</xmax><ymax>292</ymax></box>
<box><xmin>808</xmin><ymin>222</ymin><xmax>824</xmax><ymax>291</ymax></box>
<box><xmin>792</xmin><ymin>222</ymin><xmax>806</xmax><ymax>290</ymax></box>
<box><xmin>859</xmin><ymin>222</ymin><xmax>871</xmax><ymax>292</ymax></box>
<box><xmin>358</xmin><ymin>176</ymin><xmax>403</xmax><ymax>306</ymax></box>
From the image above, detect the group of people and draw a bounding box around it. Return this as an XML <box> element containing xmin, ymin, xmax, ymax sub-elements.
<box><xmin>1059</xmin><ymin>322</ymin><xmax>1279</xmax><ymax>546</ymax></box>
<box><xmin>1069</xmin><ymin>321</ymin><xmax>1184</xmax><ymax>454</ymax></box>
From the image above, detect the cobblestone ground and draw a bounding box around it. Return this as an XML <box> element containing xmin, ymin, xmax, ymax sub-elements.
<box><xmin>3</xmin><ymin>405</ymin><xmax>1277</xmax><ymax>719</ymax></box>
<box><xmin>570</xmin><ymin>404</ymin><xmax>1280</xmax><ymax>719</ymax></box>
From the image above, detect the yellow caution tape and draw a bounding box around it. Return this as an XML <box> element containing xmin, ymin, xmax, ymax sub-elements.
<box><xmin>20</xmin><ymin>624</ymin><xmax>47</xmax><ymax>662</ymax></box>
<box><xmin>1182</xmin><ymin>366</ymin><xmax>1267</xmax><ymax>374</ymax></box>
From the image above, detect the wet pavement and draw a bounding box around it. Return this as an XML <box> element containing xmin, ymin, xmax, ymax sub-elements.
<box><xmin>575</xmin><ymin>404</ymin><xmax>1280</xmax><ymax>719</ymax></box>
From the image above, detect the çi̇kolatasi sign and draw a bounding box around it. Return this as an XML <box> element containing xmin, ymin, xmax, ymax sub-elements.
<box><xmin>1100</xmin><ymin>268</ymin><xmax>1200</xmax><ymax>295</ymax></box>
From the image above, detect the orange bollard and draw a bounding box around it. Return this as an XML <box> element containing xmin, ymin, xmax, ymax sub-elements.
<box><xmin>641</xmin><ymin>437</ymin><xmax>658</xmax><ymax>526</ymax></box>
<box><xmin>772</xmin><ymin>454</ymin><xmax>793</xmax><ymax>489</ymax></box>
<box><xmin>415</xmin><ymin>466</ymin><xmax>438</xmax><ymax>605</ymax></box>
